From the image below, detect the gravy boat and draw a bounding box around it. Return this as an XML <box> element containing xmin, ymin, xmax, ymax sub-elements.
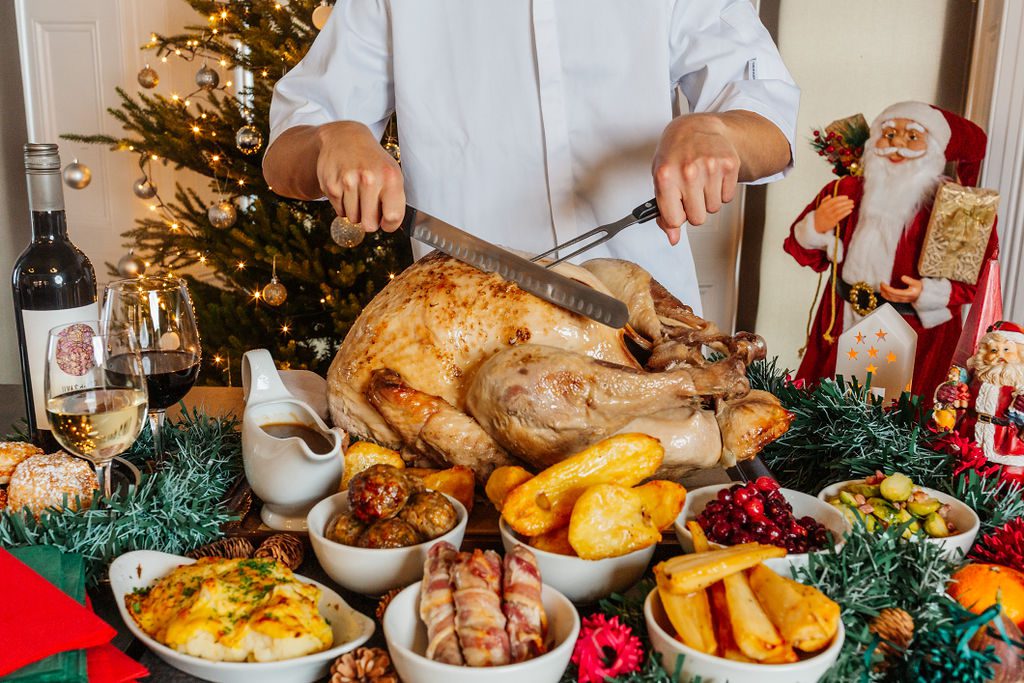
<box><xmin>241</xmin><ymin>349</ymin><xmax>345</xmax><ymax>531</ymax></box>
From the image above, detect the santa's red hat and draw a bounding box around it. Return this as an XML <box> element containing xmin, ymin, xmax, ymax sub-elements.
<box><xmin>988</xmin><ymin>320</ymin><xmax>1024</xmax><ymax>344</ymax></box>
<box><xmin>872</xmin><ymin>101</ymin><xmax>988</xmax><ymax>186</ymax></box>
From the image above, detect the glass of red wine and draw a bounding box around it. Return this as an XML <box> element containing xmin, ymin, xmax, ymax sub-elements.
<box><xmin>101</xmin><ymin>277</ymin><xmax>201</xmax><ymax>460</ymax></box>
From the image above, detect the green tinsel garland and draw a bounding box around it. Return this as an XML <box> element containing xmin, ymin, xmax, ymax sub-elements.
<box><xmin>0</xmin><ymin>409</ymin><xmax>242</xmax><ymax>584</ymax></box>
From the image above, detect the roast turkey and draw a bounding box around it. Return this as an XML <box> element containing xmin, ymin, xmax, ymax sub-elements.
<box><xmin>327</xmin><ymin>253</ymin><xmax>791</xmax><ymax>481</ymax></box>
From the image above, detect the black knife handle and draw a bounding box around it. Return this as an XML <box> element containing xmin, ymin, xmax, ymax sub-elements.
<box><xmin>632</xmin><ymin>199</ymin><xmax>660</xmax><ymax>224</ymax></box>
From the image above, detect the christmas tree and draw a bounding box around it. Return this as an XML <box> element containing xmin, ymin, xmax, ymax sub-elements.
<box><xmin>65</xmin><ymin>0</ymin><xmax>411</xmax><ymax>383</ymax></box>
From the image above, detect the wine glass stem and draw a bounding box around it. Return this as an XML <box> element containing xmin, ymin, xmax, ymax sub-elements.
<box><xmin>149</xmin><ymin>410</ymin><xmax>167</xmax><ymax>460</ymax></box>
<box><xmin>96</xmin><ymin>461</ymin><xmax>112</xmax><ymax>499</ymax></box>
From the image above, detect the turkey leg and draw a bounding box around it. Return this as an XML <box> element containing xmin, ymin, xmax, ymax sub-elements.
<box><xmin>366</xmin><ymin>368</ymin><xmax>520</xmax><ymax>483</ymax></box>
<box><xmin>465</xmin><ymin>343</ymin><xmax>752</xmax><ymax>469</ymax></box>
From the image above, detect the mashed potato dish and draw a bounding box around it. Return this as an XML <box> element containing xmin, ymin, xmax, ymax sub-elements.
<box><xmin>126</xmin><ymin>557</ymin><xmax>333</xmax><ymax>662</ymax></box>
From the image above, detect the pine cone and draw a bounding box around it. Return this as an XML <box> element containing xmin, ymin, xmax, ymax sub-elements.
<box><xmin>376</xmin><ymin>587</ymin><xmax>402</xmax><ymax>622</ymax></box>
<box><xmin>870</xmin><ymin>607</ymin><xmax>914</xmax><ymax>665</ymax></box>
<box><xmin>330</xmin><ymin>647</ymin><xmax>398</xmax><ymax>683</ymax></box>
<box><xmin>186</xmin><ymin>536</ymin><xmax>254</xmax><ymax>560</ymax></box>
<box><xmin>254</xmin><ymin>533</ymin><xmax>304</xmax><ymax>570</ymax></box>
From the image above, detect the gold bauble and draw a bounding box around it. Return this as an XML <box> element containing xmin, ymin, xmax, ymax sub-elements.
<box><xmin>262</xmin><ymin>277</ymin><xmax>288</xmax><ymax>306</ymax></box>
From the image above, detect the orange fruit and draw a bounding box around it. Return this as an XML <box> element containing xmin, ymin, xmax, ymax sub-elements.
<box><xmin>948</xmin><ymin>563</ymin><xmax>1024</xmax><ymax>627</ymax></box>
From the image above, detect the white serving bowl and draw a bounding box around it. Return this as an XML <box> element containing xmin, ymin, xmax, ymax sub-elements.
<box><xmin>109</xmin><ymin>550</ymin><xmax>374</xmax><ymax>683</ymax></box>
<box><xmin>817</xmin><ymin>480</ymin><xmax>979</xmax><ymax>559</ymax></box>
<box><xmin>645</xmin><ymin>587</ymin><xmax>844</xmax><ymax>683</ymax></box>
<box><xmin>498</xmin><ymin>518</ymin><xmax>654</xmax><ymax>603</ymax></box>
<box><xmin>384</xmin><ymin>581</ymin><xmax>579</xmax><ymax>683</ymax></box>
<box><xmin>674</xmin><ymin>483</ymin><xmax>850</xmax><ymax>574</ymax></box>
<box><xmin>307</xmin><ymin>491</ymin><xmax>468</xmax><ymax>595</ymax></box>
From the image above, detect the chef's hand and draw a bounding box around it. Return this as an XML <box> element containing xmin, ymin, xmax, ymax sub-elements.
<box><xmin>814</xmin><ymin>196</ymin><xmax>855</xmax><ymax>234</ymax></box>
<box><xmin>879</xmin><ymin>276</ymin><xmax>923</xmax><ymax>303</ymax></box>
<box><xmin>652</xmin><ymin>115</ymin><xmax>740</xmax><ymax>244</ymax></box>
<box><xmin>315</xmin><ymin>121</ymin><xmax>405</xmax><ymax>232</ymax></box>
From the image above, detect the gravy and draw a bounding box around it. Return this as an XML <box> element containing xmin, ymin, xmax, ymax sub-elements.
<box><xmin>261</xmin><ymin>422</ymin><xmax>335</xmax><ymax>454</ymax></box>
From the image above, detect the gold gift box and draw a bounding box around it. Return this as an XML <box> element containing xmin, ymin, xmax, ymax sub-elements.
<box><xmin>918</xmin><ymin>182</ymin><xmax>999</xmax><ymax>285</ymax></box>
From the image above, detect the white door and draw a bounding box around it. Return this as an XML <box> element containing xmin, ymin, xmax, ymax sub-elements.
<box><xmin>14</xmin><ymin>0</ymin><xmax>199</xmax><ymax>284</ymax></box>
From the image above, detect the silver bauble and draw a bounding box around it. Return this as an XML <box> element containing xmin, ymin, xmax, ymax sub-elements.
<box><xmin>62</xmin><ymin>160</ymin><xmax>92</xmax><ymax>189</ymax></box>
<box><xmin>208</xmin><ymin>200</ymin><xmax>237</xmax><ymax>229</ymax></box>
<box><xmin>132</xmin><ymin>177</ymin><xmax>157</xmax><ymax>199</ymax></box>
<box><xmin>117</xmin><ymin>250</ymin><xmax>147</xmax><ymax>278</ymax></box>
<box><xmin>311</xmin><ymin>2</ymin><xmax>332</xmax><ymax>29</ymax></box>
<box><xmin>235</xmin><ymin>125</ymin><xmax>264</xmax><ymax>155</ymax></box>
<box><xmin>195</xmin><ymin>64</ymin><xmax>220</xmax><ymax>90</ymax></box>
<box><xmin>262</xmin><ymin>277</ymin><xmax>287</xmax><ymax>306</ymax></box>
<box><xmin>137</xmin><ymin>65</ymin><xmax>159</xmax><ymax>89</ymax></box>
<box><xmin>383</xmin><ymin>141</ymin><xmax>401</xmax><ymax>162</ymax></box>
<box><xmin>330</xmin><ymin>216</ymin><xmax>365</xmax><ymax>248</ymax></box>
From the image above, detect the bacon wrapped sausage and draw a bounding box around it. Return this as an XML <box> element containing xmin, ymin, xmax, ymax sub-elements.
<box><xmin>419</xmin><ymin>541</ymin><xmax>464</xmax><ymax>665</ymax></box>
<box><xmin>452</xmin><ymin>549</ymin><xmax>511</xmax><ymax>666</ymax></box>
<box><xmin>502</xmin><ymin>544</ymin><xmax>547</xmax><ymax>662</ymax></box>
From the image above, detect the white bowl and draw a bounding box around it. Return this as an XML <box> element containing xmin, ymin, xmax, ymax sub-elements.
<box><xmin>108</xmin><ymin>550</ymin><xmax>374</xmax><ymax>683</ymax></box>
<box><xmin>307</xmin><ymin>491</ymin><xmax>468</xmax><ymax>595</ymax></box>
<box><xmin>384</xmin><ymin>581</ymin><xmax>579</xmax><ymax>683</ymax></box>
<box><xmin>817</xmin><ymin>480</ymin><xmax>980</xmax><ymax>559</ymax></box>
<box><xmin>645</xmin><ymin>587</ymin><xmax>844</xmax><ymax>683</ymax></box>
<box><xmin>498</xmin><ymin>518</ymin><xmax>654</xmax><ymax>603</ymax></box>
<box><xmin>674</xmin><ymin>483</ymin><xmax>849</xmax><ymax>574</ymax></box>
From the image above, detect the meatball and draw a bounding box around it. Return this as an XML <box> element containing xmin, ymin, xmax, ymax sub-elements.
<box><xmin>398</xmin><ymin>490</ymin><xmax>459</xmax><ymax>540</ymax></box>
<box><xmin>327</xmin><ymin>510</ymin><xmax>366</xmax><ymax>546</ymax></box>
<box><xmin>348</xmin><ymin>464</ymin><xmax>421</xmax><ymax>522</ymax></box>
<box><xmin>358</xmin><ymin>517</ymin><xmax>423</xmax><ymax>549</ymax></box>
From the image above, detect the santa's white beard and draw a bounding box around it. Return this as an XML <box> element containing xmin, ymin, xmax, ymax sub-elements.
<box><xmin>842</xmin><ymin>143</ymin><xmax>946</xmax><ymax>288</ymax></box>
<box><xmin>971</xmin><ymin>358</ymin><xmax>1024</xmax><ymax>387</ymax></box>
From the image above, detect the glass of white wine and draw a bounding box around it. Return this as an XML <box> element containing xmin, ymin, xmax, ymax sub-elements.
<box><xmin>44</xmin><ymin>320</ymin><xmax>148</xmax><ymax>498</ymax></box>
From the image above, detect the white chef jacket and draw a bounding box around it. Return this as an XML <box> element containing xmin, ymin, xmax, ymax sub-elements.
<box><xmin>268</xmin><ymin>0</ymin><xmax>799</xmax><ymax>313</ymax></box>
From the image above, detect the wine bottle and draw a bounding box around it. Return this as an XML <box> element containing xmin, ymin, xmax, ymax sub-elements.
<box><xmin>11</xmin><ymin>143</ymin><xmax>98</xmax><ymax>450</ymax></box>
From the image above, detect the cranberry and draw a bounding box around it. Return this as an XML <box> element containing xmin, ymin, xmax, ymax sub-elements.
<box><xmin>799</xmin><ymin>516</ymin><xmax>817</xmax><ymax>528</ymax></box>
<box><xmin>755</xmin><ymin>476</ymin><xmax>779</xmax><ymax>492</ymax></box>
<box><xmin>728</xmin><ymin>509</ymin><xmax>749</xmax><ymax>526</ymax></box>
<box><xmin>744</xmin><ymin>498</ymin><xmax>765</xmax><ymax>517</ymax></box>
<box><xmin>733</xmin><ymin>488</ymin><xmax>752</xmax><ymax>506</ymax></box>
<box><xmin>789</xmin><ymin>523</ymin><xmax>807</xmax><ymax>538</ymax></box>
<box><xmin>750</xmin><ymin>520</ymin><xmax>768</xmax><ymax>536</ymax></box>
<box><xmin>733</xmin><ymin>531</ymin><xmax>754</xmax><ymax>544</ymax></box>
<box><xmin>711</xmin><ymin>521</ymin><xmax>731</xmax><ymax>541</ymax></box>
<box><xmin>717</xmin><ymin>489</ymin><xmax>733</xmax><ymax>504</ymax></box>
<box><xmin>705</xmin><ymin>501</ymin><xmax>723</xmax><ymax>515</ymax></box>
<box><xmin>766</xmin><ymin>526</ymin><xmax>783</xmax><ymax>543</ymax></box>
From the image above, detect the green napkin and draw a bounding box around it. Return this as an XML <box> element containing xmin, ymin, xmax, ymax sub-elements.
<box><xmin>2</xmin><ymin>546</ymin><xmax>88</xmax><ymax>683</ymax></box>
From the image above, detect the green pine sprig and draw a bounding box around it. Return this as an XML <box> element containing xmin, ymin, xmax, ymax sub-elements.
<box><xmin>0</xmin><ymin>410</ymin><xmax>242</xmax><ymax>585</ymax></box>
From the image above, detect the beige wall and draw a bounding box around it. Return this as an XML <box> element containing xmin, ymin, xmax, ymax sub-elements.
<box><xmin>756</xmin><ymin>0</ymin><xmax>974</xmax><ymax>372</ymax></box>
<box><xmin>0</xmin><ymin>0</ymin><xmax>30</xmax><ymax>385</ymax></box>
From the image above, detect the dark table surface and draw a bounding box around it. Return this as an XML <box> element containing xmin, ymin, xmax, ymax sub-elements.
<box><xmin>0</xmin><ymin>383</ymin><xmax>771</xmax><ymax>682</ymax></box>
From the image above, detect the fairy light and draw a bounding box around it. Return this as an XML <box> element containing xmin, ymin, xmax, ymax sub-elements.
<box><xmin>236</xmin><ymin>261</ymin><xmax>246</xmax><ymax>270</ymax></box>
<box><xmin>150</xmin><ymin>154</ymin><xmax>159</xmax><ymax>161</ymax></box>
<box><xmin>184</xmin><ymin>99</ymin><xmax>192</xmax><ymax>107</ymax></box>
<box><xmin>191</xmin><ymin>125</ymin><xmax>201</xmax><ymax>133</ymax></box>
<box><xmin>211</xmin><ymin>154</ymin><xmax>220</xmax><ymax>162</ymax></box>
<box><xmin>199</xmin><ymin>254</ymin><xmax>207</xmax><ymax>264</ymax></box>
<box><xmin>175</xmin><ymin>48</ymin><xmax>182</xmax><ymax>56</ymax></box>
<box><xmin>225</xmin><ymin>80</ymin><xmax>233</xmax><ymax>87</ymax></box>
<box><xmin>128</xmin><ymin>145</ymin><xmax>135</xmax><ymax>151</ymax></box>
<box><xmin>281</xmin><ymin>324</ymin><xmax>290</xmax><ymax>334</ymax></box>
<box><xmin>149</xmin><ymin>203</ymin><xmax>158</xmax><ymax>212</ymax></box>
<box><xmin>260</xmin><ymin>69</ymin><xmax>268</xmax><ymax>77</ymax></box>
<box><xmin>161</xmin><ymin>56</ymin><xmax>168</xmax><ymax>63</ymax></box>
<box><xmin>237</xmin><ymin>179</ymin><xmax>245</xmax><ymax>186</ymax></box>
<box><xmin>388</xmin><ymin>272</ymin><xmax>396</xmax><ymax>280</ymax></box>
<box><xmin>213</xmin><ymin>355</ymin><xmax>222</xmax><ymax>364</ymax></box>
<box><xmin>171</xmin><ymin>94</ymin><xmax>179</xmax><ymax>102</ymax></box>
<box><xmin>219</xmin><ymin>59</ymin><xmax>227</xmax><ymax>67</ymax></box>
<box><xmin>170</xmin><ymin>222</ymin><xmax>180</xmax><ymax>231</ymax></box>
<box><xmin>252</xmin><ymin>289</ymin><xmax>261</xmax><ymax>300</ymax></box>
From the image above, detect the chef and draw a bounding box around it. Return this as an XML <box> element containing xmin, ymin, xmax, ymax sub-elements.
<box><xmin>264</xmin><ymin>0</ymin><xmax>799</xmax><ymax>312</ymax></box>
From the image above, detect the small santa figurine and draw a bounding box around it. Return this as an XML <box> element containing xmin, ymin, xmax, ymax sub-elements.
<box><xmin>936</xmin><ymin>322</ymin><xmax>1024</xmax><ymax>473</ymax></box>
<box><xmin>784</xmin><ymin>102</ymin><xmax>999</xmax><ymax>399</ymax></box>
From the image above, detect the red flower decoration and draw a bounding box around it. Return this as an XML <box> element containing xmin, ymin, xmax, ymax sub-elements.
<box><xmin>971</xmin><ymin>517</ymin><xmax>1024</xmax><ymax>572</ymax></box>
<box><xmin>570</xmin><ymin>614</ymin><xmax>643</xmax><ymax>683</ymax></box>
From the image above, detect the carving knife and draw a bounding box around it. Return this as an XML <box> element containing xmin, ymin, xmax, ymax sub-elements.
<box><xmin>401</xmin><ymin>206</ymin><xmax>629</xmax><ymax>328</ymax></box>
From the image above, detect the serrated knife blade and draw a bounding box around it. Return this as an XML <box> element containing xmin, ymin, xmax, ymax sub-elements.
<box><xmin>402</xmin><ymin>206</ymin><xmax>629</xmax><ymax>328</ymax></box>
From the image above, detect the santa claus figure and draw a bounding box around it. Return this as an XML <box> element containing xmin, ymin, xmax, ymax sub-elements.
<box><xmin>784</xmin><ymin>102</ymin><xmax>999</xmax><ymax>399</ymax></box>
<box><xmin>937</xmin><ymin>322</ymin><xmax>1024</xmax><ymax>471</ymax></box>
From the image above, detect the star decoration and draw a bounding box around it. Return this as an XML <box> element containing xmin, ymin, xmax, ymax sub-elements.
<box><xmin>886</xmin><ymin>351</ymin><xmax>897</xmax><ymax>364</ymax></box>
<box><xmin>876</xmin><ymin>329</ymin><xmax>888</xmax><ymax>341</ymax></box>
<box><xmin>847</xmin><ymin>348</ymin><xmax>859</xmax><ymax>361</ymax></box>
<box><xmin>867</xmin><ymin>346</ymin><xmax>879</xmax><ymax>358</ymax></box>
<box><xmin>865</xmin><ymin>363</ymin><xmax>879</xmax><ymax>374</ymax></box>
<box><xmin>855</xmin><ymin>332</ymin><xmax>865</xmax><ymax>345</ymax></box>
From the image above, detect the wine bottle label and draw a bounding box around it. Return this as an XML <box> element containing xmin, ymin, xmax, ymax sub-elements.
<box><xmin>20</xmin><ymin>303</ymin><xmax>99</xmax><ymax>430</ymax></box>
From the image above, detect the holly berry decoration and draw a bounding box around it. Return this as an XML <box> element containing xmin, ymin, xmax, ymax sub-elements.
<box><xmin>810</xmin><ymin>114</ymin><xmax>870</xmax><ymax>177</ymax></box>
<box><xmin>695</xmin><ymin>477</ymin><xmax>830</xmax><ymax>553</ymax></box>
<box><xmin>570</xmin><ymin>613</ymin><xmax>643</xmax><ymax>683</ymax></box>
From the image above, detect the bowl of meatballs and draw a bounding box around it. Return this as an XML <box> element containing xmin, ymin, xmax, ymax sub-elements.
<box><xmin>308</xmin><ymin>464</ymin><xmax>469</xmax><ymax>595</ymax></box>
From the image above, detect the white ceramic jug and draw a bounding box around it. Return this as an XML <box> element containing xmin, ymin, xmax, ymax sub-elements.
<box><xmin>241</xmin><ymin>349</ymin><xmax>345</xmax><ymax>530</ymax></box>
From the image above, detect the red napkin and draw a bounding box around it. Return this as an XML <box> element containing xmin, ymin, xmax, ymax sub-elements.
<box><xmin>86</xmin><ymin>643</ymin><xmax>149</xmax><ymax>683</ymax></box>
<box><xmin>0</xmin><ymin>548</ymin><xmax>115</xmax><ymax>676</ymax></box>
